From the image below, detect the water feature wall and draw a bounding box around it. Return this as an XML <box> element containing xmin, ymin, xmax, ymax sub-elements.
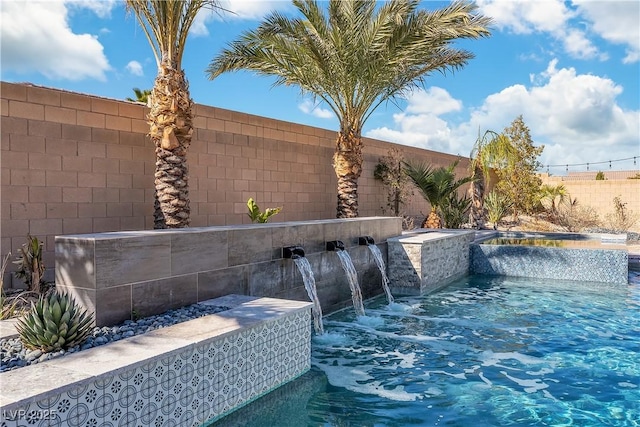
<box><xmin>387</xmin><ymin>230</ymin><xmax>476</xmax><ymax>295</ymax></box>
<box><xmin>55</xmin><ymin>217</ymin><xmax>402</xmax><ymax>326</ymax></box>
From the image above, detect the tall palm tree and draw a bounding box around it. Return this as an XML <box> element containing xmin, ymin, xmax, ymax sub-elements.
<box><xmin>207</xmin><ymin>0</ymin><xmax>491</xmax><ymax>218</ymax></box>
<box><xmin>405</xmin><ymin>161</ymin><xmax>472</xmax><ymax>228</ymax></box>
<box><xmin>126</xmin><ymin>0</ymin><xmax>220</xmax><ymax>228</ymax></box>
<box><xmin>468</xmin><ymin>130</ymin><xmax>515</xmax><ymax>229</ymax></box>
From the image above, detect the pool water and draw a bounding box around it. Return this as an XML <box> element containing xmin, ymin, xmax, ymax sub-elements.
<box><xmin>213</xmin><ymin>275</ymin><xmax>640</xmax><ymax>426</ymax></box>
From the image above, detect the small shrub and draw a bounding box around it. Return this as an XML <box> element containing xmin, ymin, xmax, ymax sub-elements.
<box><xmin>604</xmin><ymin>196</ymin><xmax>638</xmax><ymax>232</ymax></box>
<box><xmin>484</xmin><ymin>191</ymin><xmax>510</xmax><ymax>229</ymax></box>
<box><xmin>374</xmin><ymin>148</ymin><xmax>413</xmax><ymax>216</ymax></box>
<box><xmin>556</xmin><ymin>198</ymin><xmax>600</xmax><ymax>232</ymax></box>
<box><xmin>13</xmin><ymin>235</ymin><xmax>45</xmax><ymax>293</ymax></box>
<box><xmin>16</xmin><ymin>292</ymin><xmax>94</xmax><ymax>353</ymax></box>
<box><xmin>247</xmin><ymin>198</ymin><xmax>282</xmax><ymax>223</ymax></box>
<box><xmin>595</xmin><ymin>171</ymin><xmax>605</xmax><ymax>180</ymax></box>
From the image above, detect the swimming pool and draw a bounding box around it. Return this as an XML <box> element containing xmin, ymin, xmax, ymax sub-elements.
<box><xmin>211</xmin><ymin>274</ymin><xmax>640</xmax><ymax>426</ymax></box>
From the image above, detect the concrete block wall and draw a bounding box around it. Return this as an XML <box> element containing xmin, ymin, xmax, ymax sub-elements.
<box><xmin>1</xmin><ymin>82</ymin><xmax>467</xmax><ymax>286</ymax></box>
<box><xmin>55</xmin><ymin>217</ymin><xmax>402</xmax><ymax>326</ymax></box>
<box><xmin>540</xmin><ymin>175</ymin><xmax>640</xmax><ymax>232</ymax></box>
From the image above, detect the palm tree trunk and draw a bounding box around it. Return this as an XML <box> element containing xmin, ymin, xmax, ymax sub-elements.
<box><xmin>333</xmin><ymin>128</ymin><xmax>363</xmax><ymax>218</ymax></box>
<box><xmin>469</xmin><ymin>165</ymin><xmax>486</xmax><ymax>229</ymax></box>
<box><xmin>148</xmin><ymin>62</ymin><xmax>193</xmax><ymax>228</ymax></box>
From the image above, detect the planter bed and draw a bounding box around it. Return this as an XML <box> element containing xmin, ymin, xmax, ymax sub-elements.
<box><xmin>0</xmin><ymin>295</ymin><xmax>312</xmax><ymax>427</ymax></box>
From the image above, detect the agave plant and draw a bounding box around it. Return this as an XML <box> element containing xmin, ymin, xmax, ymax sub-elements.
<box><xmin>16</xmin><ymin>292</ymin><xmax>94</xmax><ymax>353</ymax></box>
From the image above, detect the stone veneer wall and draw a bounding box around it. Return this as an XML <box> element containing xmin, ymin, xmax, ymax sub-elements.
<box><xmin>0</xmin><ymin>295</ymin><xmax>312</xmax><ymax>427</ymax></box>
<box><xmin>1</xmin><ymin>82</ymin><xmax>468</xmax><ymax>287</ymax></box>
<box><xmin>387</xmin><ymin>230</ymin><xmax>475</xmax><ymax>294</ymax></box>
<box><xmin>55</xmin><ymin>217</ymin><xmax>401</xmax><ymax>326</ymax></box>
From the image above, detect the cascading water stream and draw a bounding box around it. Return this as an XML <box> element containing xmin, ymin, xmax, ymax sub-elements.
<box><xmin>366</xmin><ymin>244</ymin><xmax>394</xmax><ymax>304</ymax></box>
<box><xmin>292</xmin><ymin>257</ymin><xmax>325</xmax><ymax>335</ymax></box>
<box><xmin>335</xmin><ymin>250</ymin><xmax>366</xmax><ymax>317</ymax></box>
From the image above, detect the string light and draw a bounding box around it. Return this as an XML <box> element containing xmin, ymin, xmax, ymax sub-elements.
<box><xmin>545</xmin><ymin>156</ymin><xmax>639</xmax><ymax>172</ymax></box>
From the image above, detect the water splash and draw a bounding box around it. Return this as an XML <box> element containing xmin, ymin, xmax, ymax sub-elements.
<box><xmin>335</xmin><ymin>250</ymin><xmax>366</xmax><ymax>316</ymax></box>
<box><xmin>366</xmin><ymin>244</ymin><xmax>395</xmax><ymax>304</ymax></box>
<box><xmin>293</xmin><ymin>257</ymin><xmax>324</xmax><ymax>335</ymax></box>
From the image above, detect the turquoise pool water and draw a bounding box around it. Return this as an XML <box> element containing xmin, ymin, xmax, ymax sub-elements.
<box><xmin>214</xmin><ymin>275</ymin><xmax>640</xmax><ymax>426</ymax></box>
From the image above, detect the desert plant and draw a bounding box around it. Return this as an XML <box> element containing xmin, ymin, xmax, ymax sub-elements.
<box><xmin>1</xmin><ymin>252</ymin><xmax>22</xmax><ymax>320</ymax></box>
<box><xmin>484</xmin><ymin>191</ymin><xmax>510</xmax><ymax>230</ymax></box>
<box><xmin>595</xmin><ymin>171</ymin><xmax>605</xmax><ymax>180</ymax></box>
<box><xmin>374</xmin><ymin>148</ymin><xmax>413</xmax><ymax>217</ymax></box>
<box><xmin>13</xmin><ymin>235</ymin><xmax>45</xmax><ymax>293</ymax></box>
<box><xmin>405</xmin><ymin>161</ymin><xmax>472</xmax><ymax>228</ymax></box>
<box><xmin>628</xmin><ymin>173</ymin><xmax>640</xmax><ymax>180</ymax></box>
<box><xmin>604</xmin><ymin>196</ymin><xmax>638</xmax><ymax>232</ymax></box>
<box><xmin>538</xmin><ymin>184</ymin><xmax>569</xmax><ymax>220</ymax></box>
<box><xmin>556</xmin><ymin>197</ymin><xmax>600</xmax><ymax>232</ymax></box>
<box><xmin>16</xmin><ymin>292</ymin><xmax>94</xmax><ymax>353</ymax></box>
<box><xmin>247</xmin><ymin>198</ymin><xmax>282</xmax><ymax>223</ymax></box>
<box><xmin>441</xmin><ymin>192</ymin><xmax>472</xmax><ymax>229</ymax></box>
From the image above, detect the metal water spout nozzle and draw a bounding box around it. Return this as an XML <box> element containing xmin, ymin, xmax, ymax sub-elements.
<box><xmin>326</xmin><ymin>240</ymin><xmax>345</xmax><ymax>251</ymax></box>
<box><xmin>283</xmin><ymin>246</ymin><xmax>305</xmax><ymax>259</ymax></box>
<box><xmin>358</xmin><ymin>236</ymin><xmax>375</xmax><ymax>246</ymax></box>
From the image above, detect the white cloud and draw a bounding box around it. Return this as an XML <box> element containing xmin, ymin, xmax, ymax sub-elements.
<box><xmin>298</xmin><ymin>98</ymin><xmax>334</xmax><ymax>119</ymax></box>
<box><xmin>221</xmin><ymin>0</ymin><xmax>291</xmax><ymax>20</ymax></box>
<box><xmin>366</xmin><ymin>88</ymin><xmax>464</xmax><ymax>154</ymax></box>
<box><xmin>191</xmin><ymin>0</ymin><xmax>292</xmax><ymax>36</ymax></box>
<box><xmin>66</xmin><ymin>0</ymin><xmax>117</xmax><ymax>19</ymax></box>
<box><xmin>126</xmin><ymin>60</ymin><xmax>143</xmax><ymax>77</ymax></box>
<box><xmin>0</xmin><ymin>1</ymin><xmax>111</xmax><ymax>81</ymax></box>
<box><xmin>367</xmin><ymin>61</ymin><xmax>639</xmax><ymax>171</ymax></box>
<box><xmin>573</xmin><ymin>0</ymin><xmax>640</xmax><ymax>63</ymax></box>
<box><xmin>477</xmin><ymin>0</ymin><xmax>602</xmax><ymax>60</ymax></box>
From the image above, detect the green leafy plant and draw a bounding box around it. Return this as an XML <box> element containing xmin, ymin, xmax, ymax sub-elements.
<box><xmin>595</xmin><ymin>171</ymin><xmax>605</xmax><ymax>180</ymax></box>
<box><xmin>404</xmin><ymin>161</ymin><xmax>472</xmax><ymax>228</ymax></box>
<box><xmin>484</xmin><ymin>191</ymin><xmax>510</xmax><ymax>230</ymax></box>
<box><xmin>13</xmin><ymin>235</ymin><xmax>45</xmax><ymax>293</ymax></box>
<box><xmin>16</xmin><ymin>292</ymin><xmax>94</xmax><ymax>353</ymax></box>
<box><xmin>247</xmin><ymin>198</ymin><xmax>282</xmax><ymax>223</ymax></box>
<box><xmin>441</xmin><ymin>192</ymin><xmax>472</xmax><ymax>229</ymax></box>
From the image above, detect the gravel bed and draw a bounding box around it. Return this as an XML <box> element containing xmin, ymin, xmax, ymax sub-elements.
<box><xmin>0</xmin><ymin>303</ymin><xmax>229</xmax><ymax>373</ymax></box>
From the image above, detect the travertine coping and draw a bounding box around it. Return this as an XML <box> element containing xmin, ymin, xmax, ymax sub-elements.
<box><xmin>0</xmin><ymin>295</ymin><xmax>312</xmax><ymax>410</ymax></box>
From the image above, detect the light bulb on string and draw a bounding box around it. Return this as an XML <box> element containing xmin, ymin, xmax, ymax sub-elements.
<box><xmin>609</xmin><ymin>161</ymin><xmax>612</xmax><ymax>169</ymax></box>
<box><xmin>587</xmin><ymin>163</ymin><xmax>589</xmax><ymax>171</ymax></box>
<box><xmin>566</xmin><ymin>164</ymin><xmax>568</xmax><ymax>172</ymax></box>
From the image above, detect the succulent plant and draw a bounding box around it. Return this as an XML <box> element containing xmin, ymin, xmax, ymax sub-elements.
<box><xmin>16</xmin><ymin>292</ymin><xmax>94</xmax><ymax>353</ymax></box>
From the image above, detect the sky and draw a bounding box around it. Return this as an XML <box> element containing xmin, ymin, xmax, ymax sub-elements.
<box><xmin>1</xmin><ymin>0</ymin><xmax>639</xmax><ymax>175</ymax></box>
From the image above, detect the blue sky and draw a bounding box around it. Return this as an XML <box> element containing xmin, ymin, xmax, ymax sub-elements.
<box><xmin>1</xmin><ymin>0</ymin><xmax>639</xmax><ymax>174</ymax></box>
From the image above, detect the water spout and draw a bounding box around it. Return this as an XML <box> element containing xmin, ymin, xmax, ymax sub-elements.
<box><xmin>366</xmin><ymin>244</ymin><xmax>395</xmax><ymax>304</ymax></box>
<box><xmin>333</xmin><ymin>250</ymin><xmax>366</xmax><ymax>317</ymax></box>
<box><xmin>326</xmin><ymin>240</ymin><xmax>345</xmax><ymax>251</ymax></box>
<box><xmin>358</xmin><ymin>236</ymin><xmax>375</xmax><ymax>246</ymax></box>
<box><xmin>283</xmin><ymin>245</ymin><xmax>305</xmax><ymax>259</ymax></box>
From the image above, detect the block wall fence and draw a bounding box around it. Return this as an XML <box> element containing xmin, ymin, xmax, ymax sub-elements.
<box><xmin>540</xmin><ymin>175</ymin><xmax>640</xmax><ymax>231</ymax></box>
<box><xmin>0</xmin><ymin>82</ymin><xmax>466</xmax><ymax>283</ymax></box>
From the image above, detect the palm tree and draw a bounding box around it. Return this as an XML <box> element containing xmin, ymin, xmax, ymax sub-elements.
<box><xmin>207</xmin><ymin>0</ymin><xmax>491</xmax><ymax>218</ymax></box>
<box><xmin>539</xmin><ymin>184</ymin><xmax>568</xmax><ymax>220</ymax></box>
<box><xmin>126</xmin><ymin>0</ymin><xmax>221</xmax><ymax>228</ymax></box>
<box><xmin>404</xmin><ymin>161</ymin><xmax>472</xmax><ymax>228</ymax></box>
<box><xmin>126</xmin><ymin>87</ymin><xmax>152</xmax><ymax>105</ymax></box>
<box><xmin>468</xmin><ymin>130</ymin><xmax>515</xmax><ymax>229</ymax></box>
